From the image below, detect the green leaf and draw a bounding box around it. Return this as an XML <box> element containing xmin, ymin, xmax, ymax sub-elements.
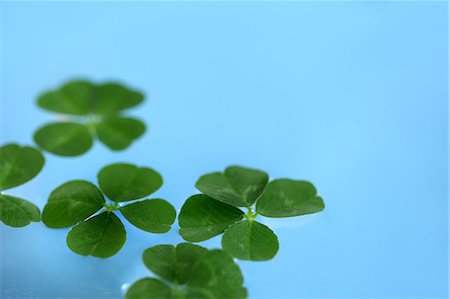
<box><xmin>37</xmin><ymin>80</ymin><xmax>94</xmax><ymax>115</ymax></box>
<box><xmin>0</xmin><ymin>194</ymin><xmax>40</xmax><ymax>227</ymax></box>
<box><xmin>120</xmin><ymin>199</ymin><xmax>176</xmax><ymax>233</ymax></box>
<box><xmin>256</xmin><ymin>179</ymin><xmax>325</xmax><ymax>217</ymax></box>
<box><xmin>179</xmin><ymin>194</ymin><xmax>244</xmax><ymax>242</ymax></box>
<box><xmin>143</xmin><ymin>245</ymin><xmax>176</xmax><ymax>282</ymax></box>
<box><xmin>37</xmin><ymin>80</ymin><xmax>144</xmax><ymax>116</ymax></box>
<box><xmin>66</xmin><ymin>212</ymin><xmax>126</xmax><ymax>258</ymax></box>
<box><xmin>96</xmin><ymin>116</ymin><xmax>145</xmax><ymax>151</ymax></box>
<box><xmin>222</xmin><ymin>220</ymin><xmax>279</xmax><ymax>261</ymax></box>
<box><xmin>126</xmin><ymin>278</ymin><xmax>181</xmax><ymax>299</ymax></box>
<box><xmin>187</xmin><ymin>249</ymin><xmax>247</xmax><ymax>299</ymax></box>
<box><xmin>34</xmin><ymin>122</ymin><xmax>93</xmax><ymax>156</ymax></box>
<box><xmin>92</xmin><ymin>82</ymin><xmax>144</xmax><ymax>115</ymax></box>
<box><xmin>35</xmin><ymin>81</ymin><xmax>146</xmax><ymax>155</ymax></box>
<box><xmin>42</xmin><ymin>180</ymin><xmax>105</xmax><ymax>228</ymax></box>
<box><xmin>98</xmin><ymin>163</ymin><xmax>162</xmax><ymax>202</ymax></box>
<box><xmin>0</xmin><ymin>144</ymin><xmax>45</xmax><ymax>191</ymax></box>
<box><xmin>175</xmin><ymin>243</ymin><xmax>209</xmax><ymax>284</ymax></box>
<box><xmin>186</xmin><ymin>288</ymin><xmax>247</xmax><ymax>299</ymax></box>
<box><xmin>130</xmin><ymin>247</ymin><xmax>246</xmax><ymax>299</ymax></box>
<box><xmin>142</xmin><ymin>243</ymin><xmax>207</xmax><ymax>284</ymax></box>
<box><xmin>195</xmin><ymin>166</ymin><xmax>268</xmax><ymax>207</ymax></box>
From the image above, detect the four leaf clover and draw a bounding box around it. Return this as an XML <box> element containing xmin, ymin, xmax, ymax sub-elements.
<box><xmin>34</xmin><ymin>80</ymin><xmax>146</xmax><ymax>156</ymax></box>
<box><xmin>0</xmin><ymin>144</ymin><xmax>45</xmax><ymax>227</ymax></box>
<box><xmin>179</xmin><ymin>166</ymin><xmax>325</xmax><ymax>261</ymax></box>
<box><xmin>126</xmin><ymin>243</ymin><xmax>247</xmax><ymax>299</ymax></box>
<box><xmin>42</xmin><ymin>163</ymin><xmax>176</xmax><ymax>258</ymax></box>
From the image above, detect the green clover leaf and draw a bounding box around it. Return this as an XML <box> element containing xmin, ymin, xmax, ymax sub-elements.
<box><xmin>0</xmin><ymin>144</ymin><xmax>45</xmax><ymax>227</ymax></box>
<box><xmin>95</xmin><ymin>116</ymin><xmax>145</xmax><ymax>151</ymax></box>
<box><xmin>126</xmin><ymin>243</ymin><xmax>247</xmax><ymax>299</ymax></box>
<box><xmin>34</xmin><ymin>122</ymin><xmax>93</xmax><ymax>157</ymax></box>
<box><xmin>41</xmin><ymin>163</ymin><xmax>176</xmax><ymax>258</ymax></box>
<box><xmin>0</xmin><ymin>144</ymin><xmax>45</xmax><ymax>190</ymax></box>
<box><xmin>187</xmin><ymin>249</ymin><xmax>247</xmax><ymax>299</ymax></box>
<box><xmin>126</xmin><ymin>278</ymin><xmax>178</xmax><ymax>299</ymax></box>
<box><xmin>178</xmin><ymin>194</ymin><xmax>244</xmax><ymax>242</ymax></box>
<box><xmin>67</xmin><ymin>212</ymin><xmax>126</xmax><ymax>258</ymax></box>
<box><xmin>142</xmin><ymin>243</ymin><xmax>208</xmax><ymax>284</ymax></box>
<box><xmin>37</xmin><ymin>80</ymin><xmax>95</xmax><ymax>115</ymax></box>
<box><xmin>195</xmin><ymin>166</ymin><xmax>268</xmax><ymax>207</ymax></box>
<box><xmin>256</xmin><ymin>179</ymin><xmax>325</xmax><ymax>217</ymax></box>
<box><xmin>42</xmin><ymin>180</ymin><xmax>105</xmax><ymax>228</ymax></box>
<box><xmin>221</xmin><ymin>220</ymin><xmax>279</xmax><ymax>261</ymax></box>
<box><xmin>179</xmin><ymin>165</ymin><xmax>325</xmax><ymax>261</ymax></box>
<box><xmin>34</xmin><ymin>80</ymin><xmax>146</xmax><ymax>156</ymax></box>
<box><xmin>0</xmin><ymin>194</ymin><xmax>41</xmax><ymax>227</ymax></box>
<box><xmin>120</xmin><ymin>199</ymin><xmax>176</xmax><ymax>233</ymax></box>
<box><xmin>37</xmin><ymin>80</ymin><xmax>144</xmax><ymax>116</ymax></box>
<box><xmin>98</xmin><ymin>163</ymin><xmax>162</xmax><ymax>202</ymax></box>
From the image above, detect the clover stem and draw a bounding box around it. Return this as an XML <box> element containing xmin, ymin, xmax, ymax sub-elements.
<box><xmin>84</xmin><ymin>114</ymin><xmax>100</xmax><ymax>136</ymax></box>
<box><xmin>104</xmin><ymin>201</ymin><xmax>119</xmax><ymax>213</ymax></box>
<box><xmin>245</xmin><ymin>207</ymin><xmax>258</xmax><ymax>222</ymax></box>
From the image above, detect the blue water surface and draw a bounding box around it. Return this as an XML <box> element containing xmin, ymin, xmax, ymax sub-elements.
<box><xmin>0</xmin><ymin>1</ymin><xmax>448</xmax><ymax>299</ymax></box>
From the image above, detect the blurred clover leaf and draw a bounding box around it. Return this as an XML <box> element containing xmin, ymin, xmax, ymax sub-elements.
<box><xmin>126</xmin><ymin>243</ymin><xmax>247</xmax><ymax>299</ymax></box>
<box><xmin>179</xmin><ymin>166</ymin><xmax>325</xmax><ymax>261</ymax></box>
<box><xmin>34</xmin><ymin>80</ymin><xmax>146</xmax><ymax>156</ymax></box>
<box><xmin>41</xmin><ymin>163</ymin><xmax>176</xmax><ymax>258</ymax></box>
<box><xmin>0</xmin><ymin>144</ymin><xmax>45</xmax><ymax>227</ymax></box>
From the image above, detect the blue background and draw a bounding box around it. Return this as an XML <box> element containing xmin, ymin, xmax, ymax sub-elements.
<box><xmin>0</xmin><ymin>1</ymin><xmax>448</xmax><ymax>298</ymax></box>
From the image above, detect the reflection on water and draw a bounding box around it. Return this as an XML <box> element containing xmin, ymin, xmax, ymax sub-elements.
<box><xmin>260</xmin><ymin>213</ymin><xmax>320</xmax><ymax>230</ymax></box>
<box><xmin>120</xmin><ymin>283</ymin><xmax>130</xmax><ymax>296</ymax></box>
<box><xmin>0</xmin><ymin>218</ymin><xmax>182</xmax><ymax>299</ymax></box>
